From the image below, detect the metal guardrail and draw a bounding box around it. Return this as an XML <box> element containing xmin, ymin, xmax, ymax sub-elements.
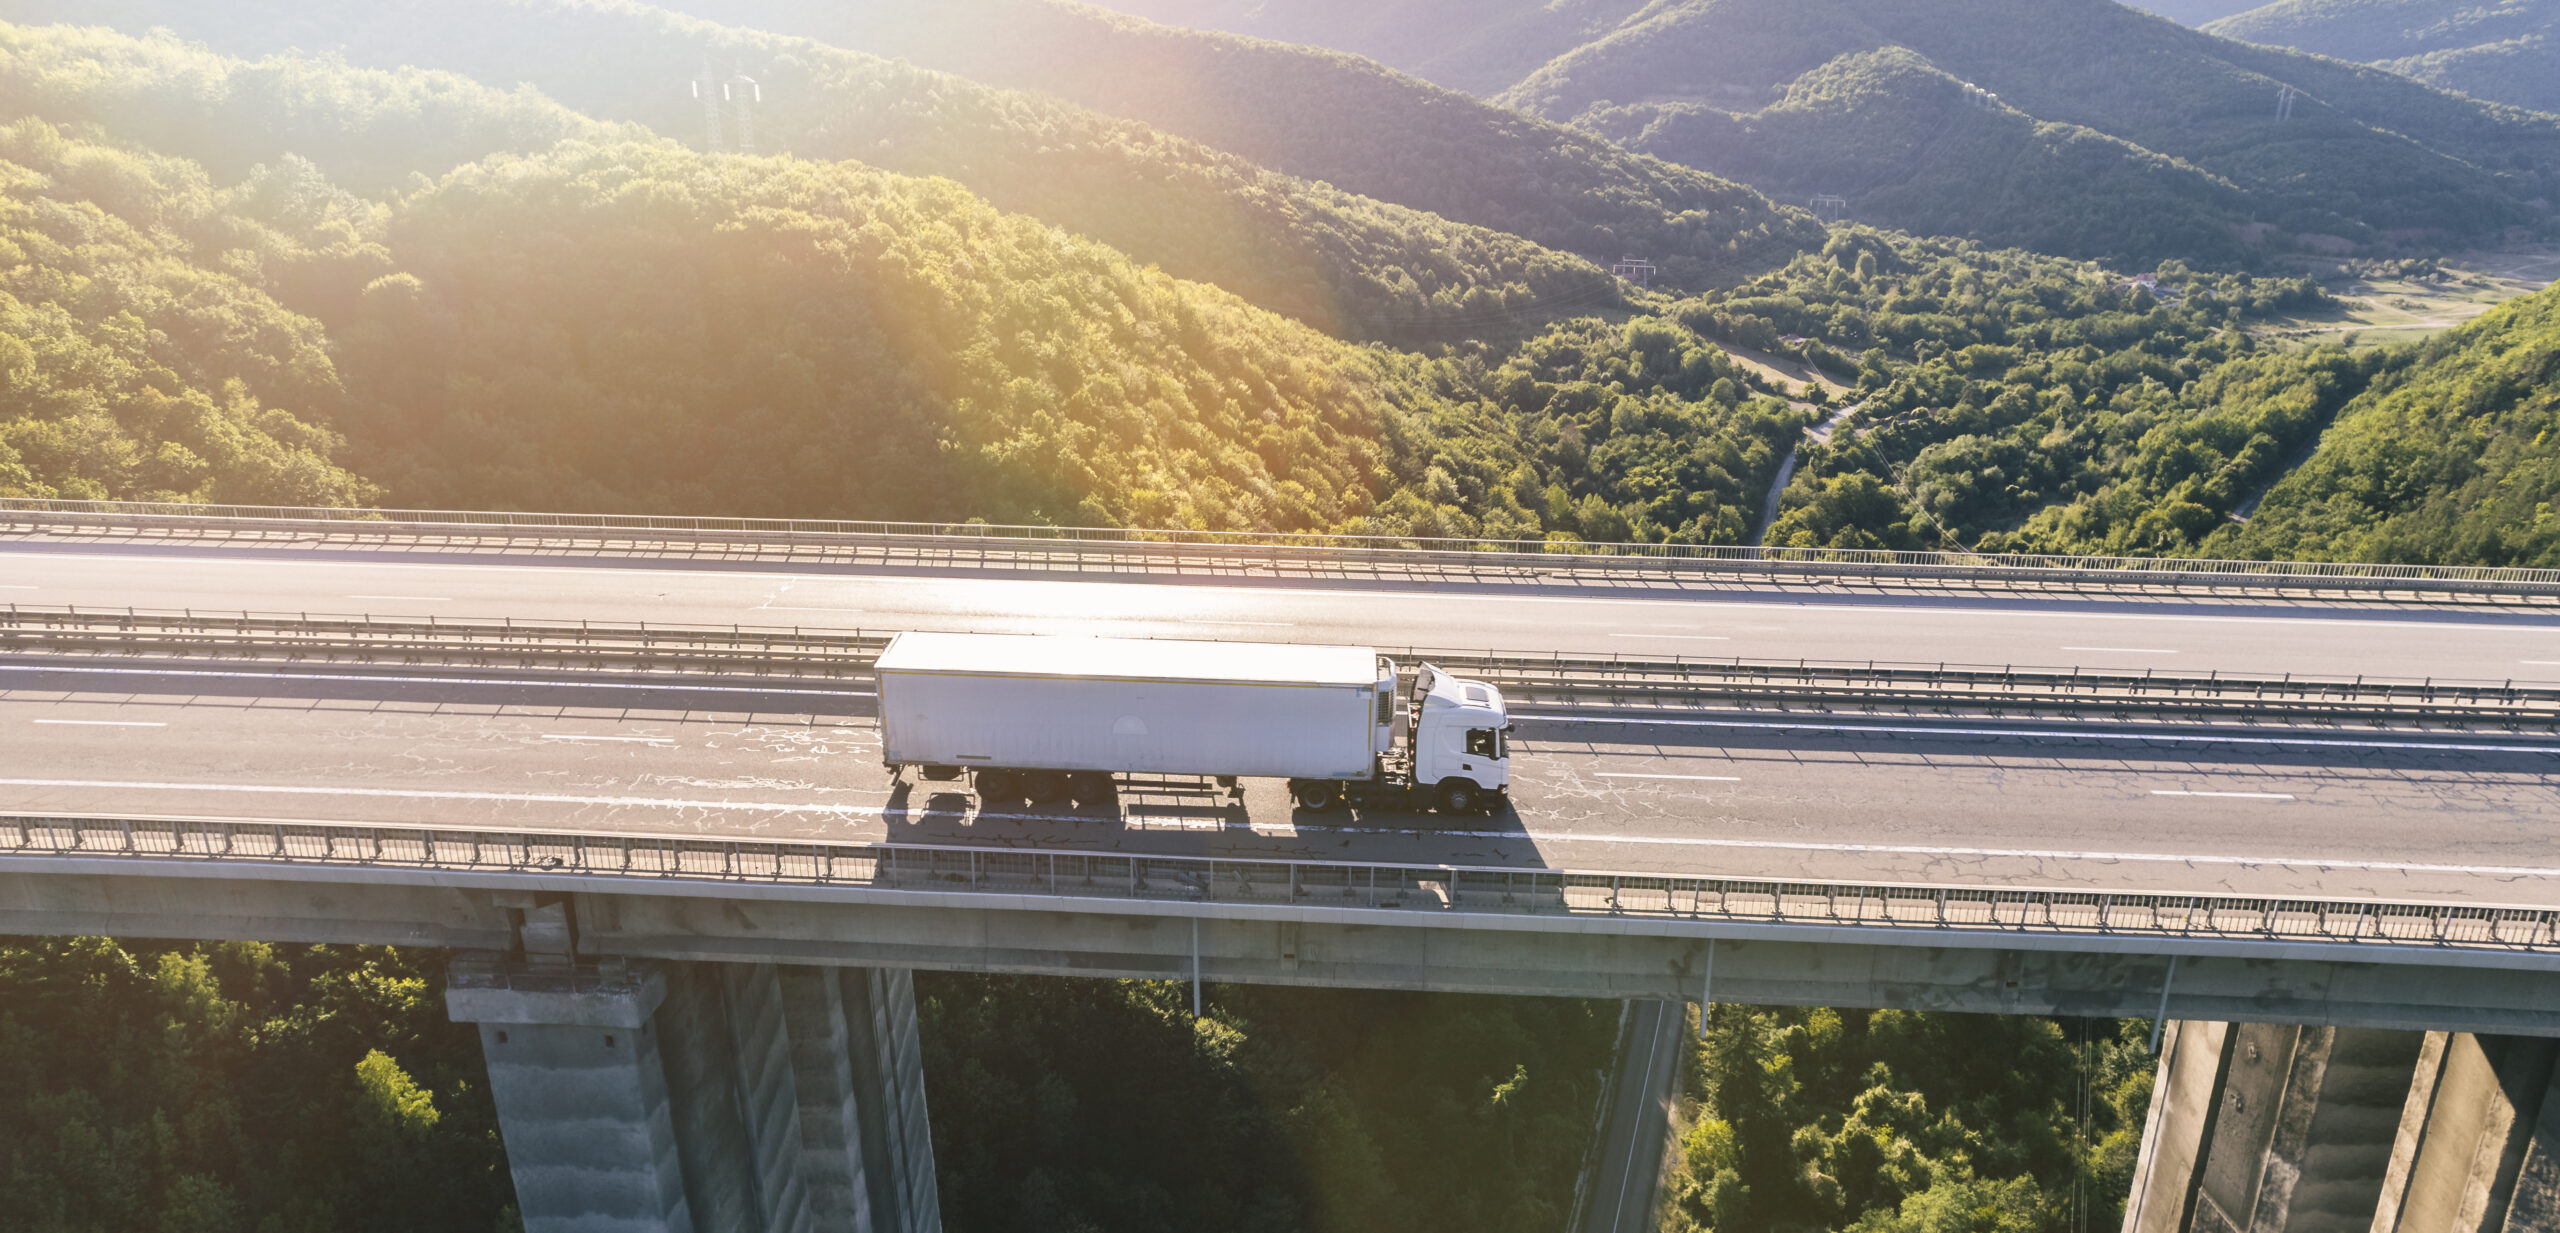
<box><xmin>6</xmin><ymin>814</ymin><xmax>2555</xmax><ymax>955</ymax></box>
<box><xmin>7</xmin><ymin>606</ymin><xmax>2559</xmax><ymax>728</ymax></box>
<box><xmin>6</xmin><ymin>498</ymin><xmax>2556</xmax><ymax>599</ymax></box>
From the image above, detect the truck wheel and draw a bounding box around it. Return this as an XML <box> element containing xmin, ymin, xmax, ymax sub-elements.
<box><xmin>1293</xmin><ymin>781</ymin><xmax>1338</xmax><ymax>811</ymax></box>
<box><xmin>1025</xmin><ymin>771</ymin><xmax>1071</xmax><ymax>805</ymax></box>
<box><xmin>975</xmin><ymin>769</ymin><xmax>1019</xmax><ymax>802</ymax></box>
<box><xmin>1439</xmin><ymin>779</ymin><xmax>1483</xmax><ymax>815</ymax></box>
<box><xmin>1069</xmin><ymin>772</ymin><xmax>1114</xmax><ymax>804</ymax></box>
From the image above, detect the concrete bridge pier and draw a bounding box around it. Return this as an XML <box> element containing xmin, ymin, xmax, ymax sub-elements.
<box><xmin>444</xmin><ymin>895</ymin><xmax>939</xmax><ymax>1233</ymax></box>
<box><xmin>2124</xmin><ymin>1021</ymin><xmax>2560</xmax><ymax>1233</ymax></box>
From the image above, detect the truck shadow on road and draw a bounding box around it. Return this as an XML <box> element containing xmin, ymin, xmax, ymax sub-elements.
<box><xmin>875</xmin><ymin>777</ymin><xmax>1554</xmax><ymax>868</ymax></box>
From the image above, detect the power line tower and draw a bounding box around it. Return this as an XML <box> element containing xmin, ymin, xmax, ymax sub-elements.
<box><xmin>1610</xmin><ymin>257</ymin><xmax>1657</xmax><ymax>288</ymax></box>
<box><xmin>691</xmin><ymin>61</ymin><xmax>724</xmax><ymax>151</ymax></box>
<box><xmin>688</xmin><ymin>62</ymin><xmax>764</xmax><ymax>152</ymax></box>
<box><xmin>2276</xmin><ymin>85</ymin><xmax>2300</xmax><ymax>121</ymax></box>
<box><xmin>1809</xmin><ymin>194</ymin><xmax>1848</xmax><ymax>222</ymax></box>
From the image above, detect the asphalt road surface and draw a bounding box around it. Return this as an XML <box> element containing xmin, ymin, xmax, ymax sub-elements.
<box><xmin>1576</xmin><ymin>1000</ymin><xmax>1684</xmax><ymax>1233</ymax></box>
<box><xmin>6</xmin><ymin>661</ymin><xmax>2557</xmax><ymax>905</ymax></box>
<box><xmin>7</xmin><ymin>538</ymin><xmax>2560</xmax><ymax>681</ymax></box>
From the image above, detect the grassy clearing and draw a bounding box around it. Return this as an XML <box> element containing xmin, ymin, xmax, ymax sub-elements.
<box><xmin>2258</xmin><ymin>247</ymin><xmax>2560</xmax><ymax>348</ymax></box>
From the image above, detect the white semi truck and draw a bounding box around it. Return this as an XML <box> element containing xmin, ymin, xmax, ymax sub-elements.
<box><xmin>875</xmin><ymin>632</ymin><xmax>1513</xmax><ymax>813</ymax></box>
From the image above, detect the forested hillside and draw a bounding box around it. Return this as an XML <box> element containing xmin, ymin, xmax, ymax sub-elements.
<box><xmin>2205</xmin><ymin>0</ymin><xmax>2560</xmax><ymax>114</ymax></box>
<box><xmin>1662</xmin><ymin>1007</ymin><xmax>2154</xmax><ymax>1233</ymax></box>
<box><xmin>0</xmin><ymin>115</ymin><xmax>376</xmax><ymax>504</ymax></box>
<box><xmin>925</xmin><ymin>976</ymin><xmax>1615</xmax><ymax>1233</ymax></box>
<box><xmin>1572</xmin><ymin>45</ymin><xmax>2257</xmax><ymax>268</ymax></box>
<box><xmin>1649</xmin><ymin>227</ymin><xmax>2334</xmax><ymax>553</ymax></box>
<box><xmin>0</xmin><ymin>22</ymin><xmax>1825</xmax><ymax>541</ymax></box>
<box><xmin>650</xmin><ymin>0</ymin><xmax>1828</xmax><ymax>289</ymax></box>
<box><xmin>0</xmin><ymin>939</ymin><xmax>513</xmax><ymax>1231</ymax></box>
<box><xmin>2211</xmin><ymin>281</ymin><xmax>2560</xmax><ymax>564</ymax></box>
<box><xmin>4</xmin><ymin>1</ymin><xmax>1616</xmax><ymax>341</ymax></box>
<box><xmin>1087</xmin><ymin>0</ymin><xmax>1653</xmax><ymax>96</ymax></box>
<box><xmin>1499</xmin><ymin>0</ymin><xmax>2560</xmax><ymax>264</ymax></box>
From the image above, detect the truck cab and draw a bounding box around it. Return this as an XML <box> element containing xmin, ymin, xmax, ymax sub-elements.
<box><xmin>1407</xmin><ymin>663</ymin><xmax>1511</xmax><ymax>813</ymax></box>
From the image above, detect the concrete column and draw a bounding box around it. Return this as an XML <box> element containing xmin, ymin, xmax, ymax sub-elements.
<box><xmin>2377</xmin><ymin>1034</ymin><xmax>2559</xmax><ymax>1233</ymax></box>
<box><xmin>448</xmin><ymin>958</ymin><xmax>694</xmax><ymax>1233</ymax></box>
<box><xmin>452</xmin><ymin>952</ymin><xmax>941</xmax><ymax>1233</ymax></box>
<box><xmin>2126</xmin><ymin>1025</ymin><xmax>2560</xmax><ymax>1233</ymax></box>
<box><xmin>2123</xmin><ymin>1022</ymin><xmax>2425</xmax><ymax>1233</ymax></box>
<box><xmin>839</xmin><ymin>966</ymin><xmax>941</xmax><ymax>1232</ymax></box>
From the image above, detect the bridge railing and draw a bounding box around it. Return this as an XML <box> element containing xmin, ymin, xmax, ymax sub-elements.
<box><xmin>7</xmin><ymin>497</ymin><xmax>2557</xmax><ymax>598</ymax></box>
<box><xmin>8</xmin><ymin>814</ymin><xmax>2555</xmax><ymax>955</ymax></box>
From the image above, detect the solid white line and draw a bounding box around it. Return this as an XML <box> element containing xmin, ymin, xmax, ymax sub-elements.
<box><xmin>347</xmin><ymin>595</ymin><xmax>450</xmax><ymax>602</ymax></box>
<box><xmin>0</xmin><ymin>663</ymin><xmax>873</xmax><ymax>698</ymax></box>
<box><xmin>764</xmin><ymin>606</ymin><xmax>868</xmax><ymax>615</ymax></box>
<box><xmin>541</xmin><ymin>734</ymin><xmax>673</xmax><ymax>744</ymax></box>
<box><xmin>1597</xmin><ymin>772</ymin><xmax>1741</xmax><ymax>781</ymax></box>
<box><xmin>2064</xmin><ymin>646</ymin><xmax>2178</xmax><ymax>654</ymax></box>
<box><xmin>2524</xmin><ymin>661</ymin><xmax>2560</xmax><ymax>666</ymax></box>
<box><xmin>1610</xmin><ymin>634</ymin><xmax>1728</xmax><ymax>640</ymax></box>
<box><xmin>4</xmin><ymin>776</ymin><xmax>2554</xmax><ymax>881</ymax></box>
<box><xmin>2153</xmin><ymin>790</ymin><xmax>2295</xmax><ymax>800</ymax></box>
<box><xmin>1512</xmin><ymin>712</ymin><xmax>2560</xmax><ymax>755</ymax></box>
<box><xmin>31</xmin><ymin>719</ymin><xmax>166</xmax><ymax>727</ymax></box>
<box><xmin>0</xmin><ymin>584</ymin><xmax>34</xmax><ymax>589</ymax></box>
<box><xmin>1177</xmin><ymin>619</ymin><xmax>1295</xmax><ymax>627</ymax></box>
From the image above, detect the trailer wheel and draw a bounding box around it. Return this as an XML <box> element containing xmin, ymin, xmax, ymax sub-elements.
<box><xmin>1025</xmin><ymin>771</ymin><xmax>1071</xmax><ymax>805</ymax></box>
<box><xmin>1438</xmin><ymin>779</ymin><xmax>1483</xmax><ymax>815</ymax></box>
<box><xmin>1293</xmin><ymin>781</ymin><xmax>1338</xmax><ymax>811</ymax></box>
<box><xmin>975</xmin><ymin>769</ymin><xmax>1019</xmax><ymax>803</ymax></box>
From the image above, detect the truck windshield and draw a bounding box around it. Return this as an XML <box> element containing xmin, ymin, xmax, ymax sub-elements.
<box><xmin>1466</xmin><ymin>728</ymin><xmax>1505</xmax><ymax>759</ymax></box>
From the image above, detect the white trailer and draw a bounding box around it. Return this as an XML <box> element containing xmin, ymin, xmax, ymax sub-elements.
<box><xmin>875</xmin><ymin>632</ymin><xmax>1512</xmax><ymax>813</ymax></box>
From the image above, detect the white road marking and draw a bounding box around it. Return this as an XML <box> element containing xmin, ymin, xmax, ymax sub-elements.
<box><xmin>31</xmin><ymin>719</ymin><xmax>166</xmax><ymax>727</ymax></box>
<box><xmin>347</xmin><ymin>595</ymin><xmax>451</xmax><ymax>602</ymax></box>
<box><xmin>2152</xmin><ymin>790</ymin><xmax>2296</xmax><ymax>800</ymax></box>
<box><xmin>763</xmin><ymin>606</ymin><xmax>869</xmax><ymax>615</ymax></box>
<box><xmin>1597</xmin><ymin>772</ymin><xmax>1741</xmax><ymax>781</ymax></box>
<box><xmin>2524</xmin><ymin>661</ymin><xmax>2560</xmax><ymax>666</ymax></box>
<box><xmin>2064</xmin><ymin>646</ymin><xmax>2178</xmax><ymax>654</ymax></box>
<box><xmin>541</xmin><ymin>734</ymin><xmax>674</xmax><ymax>744</ymax></box>
<box><xmin>1513</xmin><ymin>712</ymin><xmax>2560</xmax><ymax>755</ymax></box>
<box><xmin>1177</xmin><ymin>619</ymin><xmax>1295</xmax><ymax>627</ymax></box>
<box><xmin>0</xmin><ymin>663</ymin><xmax>872</xmax><ymax>698</ymax></box>
<box><xmin>1610</xmin><ymin>634</ymin><xmax>1728</xmax><ymax>640</ymax></box>
<box><xmin>0</xmin><ymin>584</ymin><xmax>35</xmax><ymax>589</ymax></box>
<box><xmin>5</xmin><ymin>777</ymin><xmax>2555</xmax><ymax>882</ymax></box>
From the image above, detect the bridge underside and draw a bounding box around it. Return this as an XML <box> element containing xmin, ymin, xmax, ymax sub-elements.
<box><xmin>5</xmin><ymin>863</ymin><xmax>2559</xmax><ymax>1034</ymax></box>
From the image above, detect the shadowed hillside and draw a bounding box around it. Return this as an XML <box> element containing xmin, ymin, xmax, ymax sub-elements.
<box><xmin>651</xmin><ymin>0</ymin><xmax>1828</xmax><ymax>290</ymax></box>
<box><xmin>2206</xmin><ymin>0</ymin><xmax>2560</xmax><ymax>114</ymax></box>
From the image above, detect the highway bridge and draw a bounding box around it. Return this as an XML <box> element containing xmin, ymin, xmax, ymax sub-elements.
<box><xmin>5</xmin><ymin>500</ymin><xmax>2560</xmax><ymax>1233</ymax></box>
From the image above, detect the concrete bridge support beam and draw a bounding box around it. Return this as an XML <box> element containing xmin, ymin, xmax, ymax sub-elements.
<box><xmin>2125</xmin><ymin>1023</ymin><xmax>2560</xmax><ymax>1233</ymax></box>
<box><xmin>449</xmin><ymin>951</ymin><xmax>939</xmax><ymax>1233</ymax></box>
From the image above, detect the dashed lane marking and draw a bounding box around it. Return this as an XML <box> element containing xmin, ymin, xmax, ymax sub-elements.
<box><xmin>0</xmin><ymin>663</ymin><xmax>870</xmax><ymax>698</ymax></box>
<box><xmin>1513</xmin><ymin>713</ymin><xmax>2560</xmax><ymax>755</ymax></box>
<box><xmin>1596</xmin><ymin>772</ymin><xmax>1741</xmax><ymax>781</ymax></box>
